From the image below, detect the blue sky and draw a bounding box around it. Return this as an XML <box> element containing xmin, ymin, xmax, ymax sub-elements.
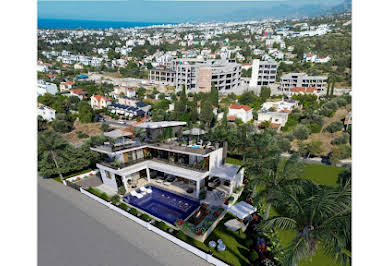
<box><xmin>38</xmin><ymin>0</ymin><xmax>344</xmax><ymax>23</ymax></box>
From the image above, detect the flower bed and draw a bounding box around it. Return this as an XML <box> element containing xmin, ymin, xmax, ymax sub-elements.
<box><xmin>177</xmin><ymin>206</ymin><xmax>224</xmax><ymax>236</ymax></box>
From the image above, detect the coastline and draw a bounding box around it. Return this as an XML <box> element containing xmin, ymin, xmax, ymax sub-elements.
<box><xmin>38</xmin><ymin>18</ymin><xmax>176</xmax><ymax>30</ymax></box>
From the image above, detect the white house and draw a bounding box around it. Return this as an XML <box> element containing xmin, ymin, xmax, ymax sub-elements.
<box><xmin>111</xmin><ymin>86</ymin><xmax>136</xmax><ymax>99</ymax></box>
<box><xmin>261</xmin><ymin>99</ymin><xmax>298</xmax><ymax>113</ymax></box>
<box><xmin>257</xmin><ymin>111</ymin><xmax>289</xmax><ymax>130</ymax></box>
<box><xmin>37</xmin><ymin>104</ymin><xmax>56</xmax><ymax>121</ymax></box>
<box><xmin>70</xmin><ymin>88</ymin><xmax>87</xmax><ymax>100</ymax></box>
<box><xmin>227</xmin><ymin>104</ymin><xmax>253</xmax><ymax>123</ymax></box>
<box><xmin>91</xmin><ymin>95</ymin><xmax>111</xmax><ymax>110</ymax></box>
<box><xmin>37</xmin><ymin>62</ymin><xmax>48</xmax><ymax>72</ymax></box>
<box><xmin>59</xmin><ymin>81</ymin><xmax>75</xmax><ymax>92</ymax></box>
<box><xmin>37</xmin><ymin>80</ymin><xmax>58</xmax><ymax>96</ymax></box>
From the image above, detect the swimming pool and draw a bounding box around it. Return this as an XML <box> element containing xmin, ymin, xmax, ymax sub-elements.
<box><xmin>189</xmin><ymin>144</ymin><xmax>201</xmax><ymax>149</ymax></box>
<box><xmin>123</xmin><ymin>185</ymin><xmax>200</xmax><ymax>225</ymax></box>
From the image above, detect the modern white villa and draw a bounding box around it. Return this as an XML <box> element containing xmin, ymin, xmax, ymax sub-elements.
<box><xmin>91</xmin><ymin>121</ymin><xmax>244</xmax><ymax>202</ymax></box>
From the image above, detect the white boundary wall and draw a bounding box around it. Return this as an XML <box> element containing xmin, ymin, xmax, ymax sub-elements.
<box><xmin>67</xmin><ymin>170</ymin><xmax>100</xmax><ymax>183</ymax></box>
<box><xmin>80</xmin><ymin>188</ymin><xmax>229</xmax><ymax>266</ymax></box>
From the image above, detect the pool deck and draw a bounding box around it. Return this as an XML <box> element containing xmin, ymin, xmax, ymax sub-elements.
<box><xmin>121</xmin><ymin>185</ymin><xmax>201</xmax><ymax>228</ymax></box>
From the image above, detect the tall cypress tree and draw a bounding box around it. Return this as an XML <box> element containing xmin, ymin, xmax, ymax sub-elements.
<box><xmin>331</xmin><ymin>78</ymin><xmax>336</xmax><ymax>96</ymax></box>
<box><xmin>210</xmin><ymin>82</ymin><xmax>219</xmax><ymax>107</ymax></box>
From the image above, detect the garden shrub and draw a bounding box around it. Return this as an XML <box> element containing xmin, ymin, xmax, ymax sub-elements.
<box><xmin>245</xmin><ymin>238</ymin><xmax>254</xmax><ymax>248</ymax></box>
<box><xmin>157</xmin><ymin>221</ymin><xmax>168</xmax><ymax>231</ymax></box>
<box><xmin>141</xmin><ymin>213</ymin><xmax>151</xmax><ymax>222</ymax></box>
<box><xmin>308</xmin><ymin>123</ymin><xmax>322</xmax><ymax>133</ymax></box>
<box><xmin>119</xmin><ymin>203</ymin><xmax>128</xmax><ymax>210</ymax></box>
<box><xmin>111</xmin><ymin>194</ymin><xmax>120</xmax><ymax>204</ymax></box>
<box><xmin>118</xmin><ymin>186</ymin><xmax>126</xmax><ymax>195</ymax></box>
<box><xmin>101</xmin><ymin>192</ymin><xmax>110</xmax><ymax>202</ymax></box>
<box><xmin>77</xmin><ymin>131</ymin><xmax>89</xmax><ymax>139</ymax></box>
<box><xmin>100</xmin><ymin>122</ymin><xmax>111</xmax><ymax>132</ymax></box>
<box><xmin>248</xmin><ymin>250</ymin><xmax>259</xmax><ymax>263</ymax></box>
<box><xmin>325</xmin><ymin>121</ymin><xmax>344</xmax><ymax>133</ymax></box>
<box><xmin>129</xmin><ymin>208</ymin><xmax>137</xmax><ymax>216</ymax></box>
<box><xmin>331</xmin><ymin>133</ymin><xmax>350</xmax><ymax>145</ymax></box>
<box><xmin>51</xmin><ymin>120</ymin><xmax>73</xmax><ymax>133</ymax></box>
<box><xmin>293</xmin><ymin>124</ymin><xmax>310</xmax><ymax>140</ymax></box>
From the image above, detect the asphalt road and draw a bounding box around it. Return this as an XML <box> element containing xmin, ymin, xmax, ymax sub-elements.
<box><xmin>38</xmin><ymin>178</ymin><xmax>210</xmax><ymax>266</ymax></box>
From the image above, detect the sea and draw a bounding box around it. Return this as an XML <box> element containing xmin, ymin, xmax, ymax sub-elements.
<box><xmin>38</xmin><ymin>18</ymin><xmax>175</xmax><ymax>29</ymax></box>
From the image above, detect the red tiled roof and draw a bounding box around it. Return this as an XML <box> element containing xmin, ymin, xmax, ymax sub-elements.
<box><xmin>290</xmin><ymin>87</ymin><xmax>317</xmax><ymax>93</ymax></box>
<box><xmin>271</xmin><ymin>123</ymin><xmax>281</xmax><ymax>129</ymax></box>
<box><xmin>280</xmin><ymin>109</ymin><xmax>292</xmax><ymax>114</ymax></box>
<box><xmin>227</xmin><ymin>115</ymin><xmax>236</xmax><ymax>121</ymax></box>
<box><xmin>229</xmin><ymin>104</ymin><xmax>252</xmax><ymax>112</ymax></box>
<box><xmin>305</xmin><ymin>87</ymin><xmax>317</xmax><ymax>93</ymax></box>
<box><xmin>93</xmin><ymin>95</ymin><xmax>109</xmax><ymax>102</ymax></box>
<box><xmin>61</xmin><ymin>81</ymin><xmax>75</xmax><ymax>86</ymax></box>
<box><xmin>70</xmin><ymin>88</ymin><xmax>86</xmax><ymax>95</ymax></box>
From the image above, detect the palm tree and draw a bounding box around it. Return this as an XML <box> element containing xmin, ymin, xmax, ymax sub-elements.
<box><xmin>259</xmin><ymin>179</ymin><xmax>351</xmax><ymax>266</ymax></box>
<box><xmin>258</xmin><ymin>153</ymin><xmax>304</xmax><ymax>220</ymax></box>
<box><xmin>38</xmin><ymin>131</ymin><xmax>68</xmax><ymax>180</ymax></box>
<box><xmin>239</xmin><ymin>130</ymin><xmax>280</xmax><ymax>198</ymax></box>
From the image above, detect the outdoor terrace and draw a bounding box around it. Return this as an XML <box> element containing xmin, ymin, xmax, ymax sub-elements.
<box><xmin>91</xmin><ymin>141</ymin><xmax>145</xmax><ymax>153</ymax></box>
<box><xmin>148</xmin><ymin>142</ymin><xmax>218</xmax><ymax>156</ymax></box>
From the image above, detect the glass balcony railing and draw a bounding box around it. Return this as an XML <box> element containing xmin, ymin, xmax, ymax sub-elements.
<box><xmin>98</xmin><ymin>157</ymin><xmax>147</xmax><ymax>170</ymax></box>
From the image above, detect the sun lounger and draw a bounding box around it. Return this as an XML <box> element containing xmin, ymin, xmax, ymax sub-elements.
<box><xmin>130</xmin><ymin>190</ymin><xmax>143</xmax><ymax>199</ymax></box>
<box><xmin>140</xmin><ymin>186</ymin><xmax>152</xmax><ymax>194</ymax></box>
<box><xmin>163</xmin><ymin>181</ymin><xmax>171</xmax><ymax>186</ymax></box>
<box><xmin>156</xmin><ymin>178</ymin><xmax>163</xmax><ymax>183</ymax></box>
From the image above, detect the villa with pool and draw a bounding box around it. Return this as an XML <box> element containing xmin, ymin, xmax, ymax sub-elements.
<box><xmin>90</xmin><ymin>121</ymin><xmax>246</xmax><ymax>235</ymax></box>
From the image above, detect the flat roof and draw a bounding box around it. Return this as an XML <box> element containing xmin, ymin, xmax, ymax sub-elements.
<box><xmin>104</xmin><ymin>129</ymin><xmax>132</xmax><ymax>139</ymax></box>
<box><xmin>135</xmin><ymin>121</ymin><xmax>187</xmax><ymax>129</ymax></box>
<box><xmin>182</xmin><ymin>128</ymin><xmax>207</xmax><ymax>135</ymax></box>
<box><xmin>209</xmin><ymin>164</ymin><xmax>240</xmax><ymax>181</ymax></box>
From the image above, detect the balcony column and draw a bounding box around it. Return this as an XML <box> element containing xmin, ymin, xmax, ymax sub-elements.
<box><xmin>195</xmin><ymin>180</ymin><xmax>200</xmax><ymax>199</ymax></box>
<box><xmin>146</xmin><ymin>167</ymin><xmax>150</xmax><ymax>183</ymax></box>
<box><xmin>229</xmin><ymin>180</ymin><xmax>234</xmax><ymax>195</ymax></box>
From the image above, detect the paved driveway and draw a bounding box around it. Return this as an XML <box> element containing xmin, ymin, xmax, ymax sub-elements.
<box><xmin>38</xmin><ymin>178</ymin><xmax>211</xmax><ymax>266</ymax></box>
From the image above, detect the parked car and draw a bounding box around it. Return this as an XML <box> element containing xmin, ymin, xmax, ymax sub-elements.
<box><xmin>117</xmin><ymin>120</ymin><xmax>126</xmax><ymax>125</ymax></box>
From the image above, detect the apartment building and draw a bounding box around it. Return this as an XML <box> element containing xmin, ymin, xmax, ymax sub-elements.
<box><xmin>148</xmin><ymin>68</ymin><xmax>176</xmax><ymax>86</ymax></box>
<box><xmin>249</xmin><ymin>59</ymin><xmax>278</xmax><ymax>88</ymax></box>
<box><xmin>149</xmin><ymin>59</ymin><xmax>242</xmax><ymax>95</ymax></box>
<box><xmin>90</xmin><ymin>121</ymin><xmax>243</xmax><ymax>199</ymax></box>
<box><xmin>280</xmin><ymin>73</ymin><xmax>327</xmax><ymax>94</ymax></box>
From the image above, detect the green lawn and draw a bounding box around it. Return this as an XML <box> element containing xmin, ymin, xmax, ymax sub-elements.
<box><xmin>175</xmin><ymin>213</ymin><xmax>251</xmax><ymax>266</ymax></box>
<box><xmin>206</xmin><ymin>214</ymin><xmax>251</xmax><ymax>266</ymax></box>
<box><xmin>226</xmin><ymin>157</ymin><xmax>345</xmax><ymax>266</ymax></box>
<box><xmin>271</xmin><ymin>163</ymin><xmax>345</xmax><ymax>266</ymax></box>
<box><xmin>301</xmin><ymin>163</ymin><xmax>344</xmax><ymax>186</ymax></box>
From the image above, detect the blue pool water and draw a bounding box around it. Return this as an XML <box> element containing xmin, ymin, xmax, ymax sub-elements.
<box><xmin>123</xmin><ymin>186</ymin><xmax>199</xmax><ymax>225</ymax></box>
<box><xmin>189</xmin><ymin>145</ymin><xmax>201</xmax><ymax>149</ymax></box>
